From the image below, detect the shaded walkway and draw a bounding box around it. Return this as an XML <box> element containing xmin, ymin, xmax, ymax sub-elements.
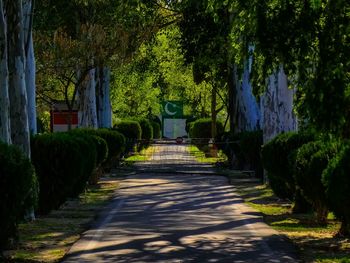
<box><xmin>63</xmin><ymin>144</ymin><xmax>299</xmax><ymax>263</ymax></box>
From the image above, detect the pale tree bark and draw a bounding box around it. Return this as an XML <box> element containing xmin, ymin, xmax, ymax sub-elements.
<box><xmin>234</xmin><ymin>60</ymin><xmax>260</xmax><ymax>133</ymax></box>
<box><xmin>0</xmin><ymin>0</ymin><xmax>11</xmax><ymax>144</ymax></box>
<box><xmin>78</xmin><ymin>68</ymin><xmax>98</xmax><ymax>128</ymax></box>
<box><xmin>7</xmin><ymin>0</ymin><xmax>31</xmax><ymax>157</ymax></box>
<box><xmin>97</xmin><ymin>67</ymin><xmax>112</xmax><ymax>128</ymax></box>
<box><xmin>260</xmin><ymin>65</ymin><xmax>298</xmax><ymax>144</ymax></box>
<box><xmin>23</xmin><ymin>0</ymin><xmax>36</xmax><ymax>134</ymax></box>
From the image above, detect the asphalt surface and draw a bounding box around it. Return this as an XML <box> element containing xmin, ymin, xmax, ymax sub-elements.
<box><xmin>63</xmin><ymin>144</ymin><xmax>300</xmax><ymax>263</ymax></box>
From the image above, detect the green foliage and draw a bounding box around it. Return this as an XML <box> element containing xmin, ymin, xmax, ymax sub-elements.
<box><xmin>0</xmin><ymin>142</ymin><xmax>38</xmax><ymax>249</ymax></box>
<box><xmin>91</xmin><ymin>129</ymin><xmax>125</xmax><ymax>161</ymax></box>
<box><xmin>31</xmin><ymin>133</ymin><xmax>97</xmax><ymax>214</ymax></box>
<box><xmin>134</xmin><ymin>118</ymin><xmax>153</xmax><ymax>150</ymax></box>
<box><xmin>261</xmin><ymin>131</ymin><xmax>314</xmax><ymax>199</ymax></box>
<box><xmin>323</xmin><ymin>143</ymin><xmax>350</xmax><ymax>235</ymax></box>
<box><xmin>189</xmin><ymin>118</ymin><xmax>224</xmax><ymax>139</ymax></box>
<box><xmin>151</xmin><ymin>121</ymin><xmax>161</xmax><ymax>139</ymax></box>
<box><xmin>114</xmin><ymin>120</ymin><xmax>142</xmax><ymax>140</ymax></box>
<box><xmin>69</xmin><ymin>129</ymin><xmax>108</xmax><ymax>166</ymax></box>
<box><xmin>239</xmin><ymin>130</ymin><xmax>263</xmax><ymax>178</ymax></box>
<box><xmin>295</xmin><ymin>140</ymin><xmax>340</xmax><ymax>223</ymax></box>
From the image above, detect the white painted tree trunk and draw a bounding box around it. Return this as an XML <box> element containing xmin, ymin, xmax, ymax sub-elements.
<box><xmin>97</xmin><ymin>67</ymin><xmax>112</xmax><ymax>128</ymax></box>
<box><xmin>260</xmin><ymin>65</ymin><xmax>298</xmax><ymax>143</ymax></box>
<box><xmin>78</xmin><ymin>68</ymin><xmax>98</xmax><ymax>128</ymax></box>
<box><xmin>7</xmin><ymin>0</ymin><xmax>31</xmax><ymax>157</ymax></box>
<box><xmin>23</xmin><ymin>0</ymin><xmax>36</xmax><ymax>134</ymax></box>
<box><xmin>0</xmin><ymin>0</ymin><xmax>11</xmax><ymax>144</ymax></box>
<box><xmin>234</xmin><ymin>61</ymin><xmax>260</xmax><ymax>133</ymax></box>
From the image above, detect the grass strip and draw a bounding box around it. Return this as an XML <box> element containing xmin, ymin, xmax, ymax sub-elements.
<box><xmin>188</xmin><ymin>145</ymin><xmax>227</xmax><ymax>163</ymax></box>
<box><xmin>3</xmin><ymin>179</ymin><xmax>120</xmax><ymax>263</ymax></box>
<box><xmin>228</xmin><ymin>173</ymin><xmax>350</xmax><ymax>263</ymax></box>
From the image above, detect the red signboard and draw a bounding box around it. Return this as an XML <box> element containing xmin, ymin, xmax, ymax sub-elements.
<box><xmin>50</xmin><ymin>111</ymin><xmax>78</xmax><ymax>132</ymax></box>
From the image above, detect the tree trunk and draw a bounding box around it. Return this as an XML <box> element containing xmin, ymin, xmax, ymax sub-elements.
<box><xmin>235</xmin><ymin>60</ymin><xmax>260</xmax><ymax>133</ymax></box>
<box><xmin>7</xmin><ymin>0</ymin><xmax>31</xmax><ymax>157</ymax></box>
<box><xmin>260</xmin><ymin>65</ymin><xmax>298</xmax><ymax>144</ymax></box>
<box><xmin>227</xmin><ymin>63</ymin><xmax>236</xmax><ymax>133</ymax></box>
<box><xmin>0</xmin><ymin>0</ymin><xmax>11</xmax><ymax>144</ymax></box>
<box><xmin>211</xmin><ymin>84</ymin><xmax>217</xmax><ymax>139</ymax></box>
<box><xmin>78</xmin><ymin>68</ymin><xmax>98</xmax><ymax>128</ymax></box>
<box><xmin>23</xmin><ymin>0</ymin><xmax>36</xmax><ymax>134</ymax></box>
<box><xmin>97</xmin><ymin>67</ymin><xmax>112</xmax><ymax>128</ymax></box>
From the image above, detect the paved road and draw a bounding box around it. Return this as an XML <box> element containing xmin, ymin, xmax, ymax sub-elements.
<box><xmin>63</xmin><ymin>144</ymin><xmax>299</xmax><ymax>263</ymax></box>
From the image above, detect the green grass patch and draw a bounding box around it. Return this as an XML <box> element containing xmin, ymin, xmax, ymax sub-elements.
<box><xmin>4</xmin><ymin>179</ymin><xmax>120</xmax><ymax>263</ymax></box>
<box><xmin>124</xmin><ymin>145</ymin><xmax>157</xmax><ymax>163</ymax></box>
<box><xmin>228</xmin><ymin>173</ymin><xmax>350</xmax><ymax>262</ymax></box>
<box><xmin>188</xmin><ymin>145</ymin><xmax>227</xmax><ymax>163</ymax></box>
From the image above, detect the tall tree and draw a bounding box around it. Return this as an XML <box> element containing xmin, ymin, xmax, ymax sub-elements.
<box><xmin>7</xmin><ymin>0</ymin><xmax>31</xmax><ymax>157</ymax></box>
<box><xmin>0</xmin><ymin>0</ymin><xmax>10</xmax><ymax>144</ymax></box>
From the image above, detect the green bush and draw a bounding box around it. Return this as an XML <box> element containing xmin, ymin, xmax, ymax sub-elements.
<box><xmin>322</xmin><ymin>143</ymin><xmax>350</xmax><ymax>236</ymax></box>
<box><xmin>114</xmin><ymin>120</ymin><xmax>141</xmax><ymax>153</ymax></box>
<box><xmin>295</xmin><ymin>140</ymin><xmax>340</xmax><ymax>224</ymax></box>
<box><xmin>93</xmin><ymin>129</ymin><xmax>125</xmax><ymax>161</ymax></box>
<box><xmin>239</xmin><ymin>130</ymin><xmax>264</xmax><ymax>178</ymax></box>
<box><xmin>261</xmin><ymin>131</ymin><xmax>314</xmax><ymax>201</ymax></box>
<box><xmin>151</xmin><ymin>121</ymin><xmax>161</xmax><ymax>139</ymax></box>
<box><xmin>31</xmin><ymin>133</ymin><xmax>96</xmax><ymax>214</ymax></box>
<box><xmin>0</xmin><ymin>142</ymin><xmax>38</xmax><ymax>249</ymax></box>
<box><xmin>135</xmin><ymin>118</ymin><xmax>153</xmax><ymax>150</ymax></box>
<box><xmin>69</xmin><ymin>129</ymin><xmax>108</xmax><ymax>166</ymax></box>
<box><xmin>189</xmin><ymin>118</ymin><xmax>224</xmax><ymax>139</ymax></box>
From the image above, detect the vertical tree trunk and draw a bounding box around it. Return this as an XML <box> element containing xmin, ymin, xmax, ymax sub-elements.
<box><xmin>227</xmin><ymin>63</ymin><xmax>236</xmax><ymax>133</ymax></box>
<box><xmin>7</xmin><ymin>0</ymin><xmax>31</xmax><ymax>157</ymax></box>
<box><xmin>235</xmin><ymin>60</ymin><xmax>260</xmax><ymax>132</ymax></box>
<box><xmin>23</xmin><ymin>0</ymin><xmax>36</xmax><ymax>134</ymax></box>
<box><xmin>260</xmin><ymin>65</ymin><xmax>298</xmax><ymax>144</ymax></box>
<box><xmin>97</xmin><ymin>67</ymin><xmax>112</xmax><ymax>128</ymax></box>
<box><xmin>211</xmin><ymin>84</ymin><xmax>217</xmax><ymax>138</ymax></box>
<box><xmin>0</xmin><ymin>0</ymin><xmax>10</xmax><ymax>144</ymax></box>
<box><xmin>78</xmin><ymin>68</ymin><xmax>98</xmax><ymax>128</ymax></box>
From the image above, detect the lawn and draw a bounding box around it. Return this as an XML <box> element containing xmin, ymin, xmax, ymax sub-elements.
<box><xmin>227</xmin><ymin>173</ymin><xmax>350</xmax><ymax>263</ymax></box>
<box><xmin>188</xmin><ymin>145</ymin><xmax>227</xmax><ymax>163</ymax></box>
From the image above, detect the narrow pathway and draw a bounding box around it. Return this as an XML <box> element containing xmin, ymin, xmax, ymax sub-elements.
<box><xmin>63</xmin><ymin>143</ymin><xmax>299</xmax><ymax>263</ymax></box>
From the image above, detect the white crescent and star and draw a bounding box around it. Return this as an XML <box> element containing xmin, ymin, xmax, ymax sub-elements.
<box><xmin>165</xmin><ymin>102</ymin><xmax>177</xmax><ymax>116</ymax></box>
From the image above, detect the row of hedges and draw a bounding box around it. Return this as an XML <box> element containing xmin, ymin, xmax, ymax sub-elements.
<box><xmin>261</xmin><ymin>131</ymin><xmax>350</xmax><ymax>235</ymax></box>
<box><xmin>31</xmin><ymin>129</ymin><xmax>125</xmax><ymax>214</ymax></box>
<box><xmin>114</xmin><ymin>117</ymin><xmax>161</xmax><ymax>153</ymax></box>
<box><xmin>0</xmin><ymin>128</ymin><xmax>126</xmax><ymax>249</ymax></box>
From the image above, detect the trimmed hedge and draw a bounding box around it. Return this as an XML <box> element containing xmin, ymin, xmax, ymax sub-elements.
<box><xmin>135</xmin><ymin>118</ymin><xmax>153</xmax><ymax>150</ymax></box>
<box><xmin>151</xmin><ymin>121</ymin><xmax>161</xmax><ymax>139</ymax></box>
<box><xmin>261</xmin><ymin>131</ymin><xmax>315</xmax><ymax>213</ymax></box>
<box><xmin>261</xmin><ymin>131</ymin><xmax>314</xmax><ymax>200</ymax></box>
<box><xmin>189</xmin><ymin>118</ymin><xmax>224</xmax><ymax>140</ymax></box>
<box><xmin>114</xmin><ymin>120</ymin><xmax>141</xmax><ymax>153</ymax></box>
<box><xmin>0</xmin><ymin>142</ymin><xmax>38</xmax><ymax>249</ymax></box>
<box><xmin>323</xmin><ymin>143</ymin><xmax>350</xmax><ymax>236</ymax></box>
<box><xmin>295</xmin><ymin>140</ymin><xmax>340</xmax><ymax>224</ymax></box>
<box><xmin>31</xmin><ymin>133</ymin><xmax>97</xmax><ymax>214</ymax></box>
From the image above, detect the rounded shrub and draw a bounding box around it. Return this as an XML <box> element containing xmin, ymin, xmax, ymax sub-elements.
<box><xmin>31</xmin><ymin>133</ymin><xmax>97</xmax><ymax>214</ymax></box>
<box><xmin>189</xmin><ymin>118</ymin><xmax>224</xmax><ymax>139</ymax></box>
<box><xmin>69</xmin><ymin>129</ymin><xmax>108</xmax><ymax>166</ymax></box>
<box><xmin>93</xmin><ymin>129</ymin><xmax>125</xmax><ymax>161</ymax></box>
<box><xmin>151</xmin><ymin>121</ymin><xmax>161</xmax><ymax>139</ymax></box>
<box><xmin>295</xmin><ymin>140</ymin><xmax>340</xmax><ymax>224</ymax></box>
<box><xmin>322</xmin><ymin>143</ymin><xmax>350</xmax><ymax>236</ymax></box>
<box><xmin>0</xmin><ymin>142</ymin><xmax>38</xmax><ymax>248</ymax></box>
<box><xmin>239</xmin><ymin>130</ymin><xmax>263</xmax><ymax>178</ymax></box>
<box><xmin>114</xmin><ymin>120</ymin><xmax>141</xmax><ymax>154</ymax></box>
<box><xmin>135</xmin><ymin>118</ymin><xmax>153</xmax><ymax>150</ymax></box>
<box><xmin>261</xmin><ymin>131</ymin><xmax>314</xmax><ymax>201</ymax></box>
